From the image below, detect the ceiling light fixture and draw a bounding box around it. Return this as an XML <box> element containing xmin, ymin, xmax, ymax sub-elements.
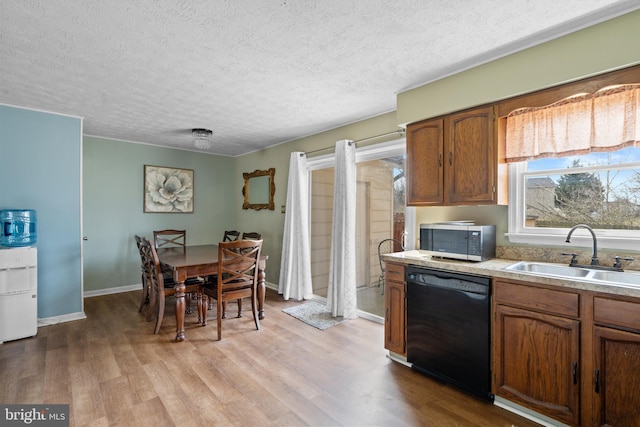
<box><xmin>192</xmin><ymin>128</ymin><xmax>212</xmax><ymax>150</ymax></box>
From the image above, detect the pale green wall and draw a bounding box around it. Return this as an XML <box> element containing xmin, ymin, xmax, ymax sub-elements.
<box><xmin>404</xmin><ymin>9</ymin><xmax>640</xmax><ymax>247</ymax></box>
<box><xmin>83</xmin><ymin>136</ymin><xmax>237</xmax><ymax>292</ymax></box>
<box><xmin>234</xmin><ymin>112</ymin><xmax>400</xmax><ymax>286</ymax></box>
<box><xmin>397</xmin><ymin>9</ymin><xmax>640</xmax><ymax>125</ymax></box>
<box><xmin>78</xmin><ymin>9</ymin><xmax>640</xmax><ymax>294</ymax></box>
<box><xmin>236</xmin><ymin>9</ymin><xmax>640</xmax><ymax>287</ymax></box>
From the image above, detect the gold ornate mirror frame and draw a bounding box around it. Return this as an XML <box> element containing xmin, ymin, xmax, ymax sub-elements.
<box><xmin>242</xmin><ymin>168</ymin><xmax>275</xmax><ymax>210</ymax></box>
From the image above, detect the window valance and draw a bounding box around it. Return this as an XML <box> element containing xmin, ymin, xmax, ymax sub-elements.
<box><xmin>505</xmin><ymin>84</ymin><xmax>640</xmax><ymax>162</ymax></box>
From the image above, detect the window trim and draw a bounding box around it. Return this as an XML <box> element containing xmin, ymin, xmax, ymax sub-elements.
<box><xmin>496</xmin><ymin>64</ymin><xmax>640</xmax><ymax>253</ymax></box>
<box><xmin>506</xmin><ymin>161</ymin><xmax>640</xmax><ymax>251</ymax></box>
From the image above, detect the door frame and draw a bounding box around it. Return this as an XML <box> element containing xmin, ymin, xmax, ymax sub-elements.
<box><xmin>306</xmin><ymin>138</ymin><xmax>415</xmax><ymax>315</ymax></box>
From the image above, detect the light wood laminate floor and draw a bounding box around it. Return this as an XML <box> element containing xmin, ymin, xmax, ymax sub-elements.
<box><xmin>0</xmin><ymin>289</ymin><xmax>540</xmax><ymax>426</ymax></box>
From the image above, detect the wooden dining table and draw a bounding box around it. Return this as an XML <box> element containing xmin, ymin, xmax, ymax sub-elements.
<box><xmin>157</xmin><ymin>244</ymin><xmax>268</xmax><ymax>341</ymax></box>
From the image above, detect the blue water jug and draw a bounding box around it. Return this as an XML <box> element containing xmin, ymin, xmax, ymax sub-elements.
<box><xmin>0</xmin><ymin>209</ymin><xmax>37</xmax><ymax>247</ymax></box>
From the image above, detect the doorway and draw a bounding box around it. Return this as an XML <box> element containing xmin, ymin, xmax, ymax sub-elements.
<box><xmin>308</xmin><ymin>140</ymin><xmax>409</xmax><ymax>319</ymax></box>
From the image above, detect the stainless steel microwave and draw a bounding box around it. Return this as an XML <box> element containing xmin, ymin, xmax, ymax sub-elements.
<box><xmin>419</xmin><ymin>222</ymin><xmax>496</xmax><ymax>261</ymax></box>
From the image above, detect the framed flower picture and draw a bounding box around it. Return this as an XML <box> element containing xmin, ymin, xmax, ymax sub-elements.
<box><xmin>143</xmin><ymin>165</ymin><xmax>194</xmax><ymax>213</ymax></box>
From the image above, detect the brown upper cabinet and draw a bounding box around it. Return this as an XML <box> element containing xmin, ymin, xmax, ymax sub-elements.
<box><xmin>406</xmin><ymin>105</ymin><xmax>501</xmax><ymax>206</ymax></box>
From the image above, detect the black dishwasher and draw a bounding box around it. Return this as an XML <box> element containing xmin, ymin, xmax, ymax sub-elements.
<box><xmin>406</xmin><ymin>265</ymin><xmax>493</xmax><ymax>402</ymax></box>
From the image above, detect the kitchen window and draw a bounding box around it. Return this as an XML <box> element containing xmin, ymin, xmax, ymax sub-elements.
<box><xmin>507</xmin><ymin>148</ymin><xmax>640</xmax><ymax>250</ymax></box>
<box><xmin>505</xmin><ymin>84</ymin><xmax>640</xmax><ymax>250</ymax></box>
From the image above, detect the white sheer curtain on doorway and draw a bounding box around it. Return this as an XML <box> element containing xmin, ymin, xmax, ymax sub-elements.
<box><xmin>278</xmin><ymin>152</ymin><xmax>313</xmax><ymax>300</ymax></box>
<box><xmin>327</xmin><ymin>140</ymin><xmax>358</xmax><ymax>319</ymax></box>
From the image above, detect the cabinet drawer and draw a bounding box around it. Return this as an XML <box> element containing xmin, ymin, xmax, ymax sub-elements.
<box><xmin>385</xmin><ymin>262</ymin><xmax>405</xmax><ymax>283</ymax></box>
<box><xmin>594</xmin><ymin>296</ymin><xmax>640</xmax><ymax>332</ymax></box>
<box><xmin>494</xmin><ymin>280</ymin><xmax>579</xmax><ymax>318</ymax></box>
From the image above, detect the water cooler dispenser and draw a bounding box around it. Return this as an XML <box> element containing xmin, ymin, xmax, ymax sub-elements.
<box><xmin>0</xmin><ymin>209</ymin><xmax>38</xmax><ymax>344</ymax></box>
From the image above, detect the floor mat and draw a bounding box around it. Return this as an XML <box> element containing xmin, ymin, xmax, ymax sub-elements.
<box><xmin>282</xmin><ymin>301</ymin><xmax>347</xmax><ymax>330</ymax></box>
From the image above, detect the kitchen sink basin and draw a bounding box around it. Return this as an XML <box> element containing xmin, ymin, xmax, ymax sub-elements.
<box><xmin>504</xmin><ymin>261</ymin><xmax>591</xmax><ymax>278</ymax></box>
<box><xmin>589</xmin><ymin>270</ymin><xmax>640</xmax><ymax>287</ymax></box>
<box><xmin>504</xmin><ymin>261</ymin><xmax>640</xmax><ymax>289</ymax></box>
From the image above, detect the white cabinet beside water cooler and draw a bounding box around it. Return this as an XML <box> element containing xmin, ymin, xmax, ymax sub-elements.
<box><xmin>0</xmin><ymin>246</ymin><xmax>37</xmax><ymax>344</ymax></box>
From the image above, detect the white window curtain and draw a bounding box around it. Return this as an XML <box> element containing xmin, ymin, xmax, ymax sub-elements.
<box><xmin>505</xmin><ymin>84</ymin><xmax>640</xmax><ymax>162</ymax></box>
<box><xmin>326</xmin><ymin>139</ymin><xmax>358</xmax><ymax>319</ymax></box>
<box><xmin>278</xmin><ymin>152</ymin><xmax>313</xmax><ymax>301</ymax></box>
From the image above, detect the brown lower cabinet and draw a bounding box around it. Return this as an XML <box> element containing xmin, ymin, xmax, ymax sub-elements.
<box><xmin>592</xmin><ymin>296</ymin><xmax>640</xmax><ymax>426</ymax></box>
<box><xmin>494</xmin><ymin>278</ymin><xmax>640</xmax><ymax>426</ymax></box>
<box><xmin>493</xmin><ymin>282</ymin><xmax>581</xmax><ymax>425</ymax></box>
<box><xmin>384</xmin><ymin>262</ymin><xmax>406</xmax><ymax>356</ymax></box>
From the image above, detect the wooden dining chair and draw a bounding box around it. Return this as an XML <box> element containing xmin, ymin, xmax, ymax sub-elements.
<box><xmin>153</xmin><ymin>229</ymin><xmax>186</xmax><ymax>282</ymax></box>
<box><xmin>214</xmin><ymin>231</ymin><xmax>260</xmax><ymax>316</ymax></box>
<box><xmin>153</xmin><ymin>229</ymin><xmax>187</xmax><ymax>248</ymax></box>
<box><xmin>136</xmin><ymin>236</ymin><xmax>164</xmax><ymax>321</ymax></box>
<box><xmin>202</xmin><ymin>239</ymin><xmax>263</xmax><ymax>340</ymax></box>
<box><xmin>208</xmin><ymin>229</ymin><xmax>244</xmax><ymax>311</ymax></box>
<box><xmin>231</xmin><ymin>233</ymin><xmax>262</xmax><ymax>314</ymax></box>
<box><xmin>147</xmin><ymin>238</ymin><xmax>204</xmax><ymax>334</ymax></box>
<box><xmin>207</xmin><ymin>230</ymin><xmax>241</xmax><ymax>305</ymax></box>
<box><xmin>378</xmin><ymin>238</ymin><xmax>404</xmax><ymax>295</ymax></box>
<box><xmin>134</xmin><ymin>235</ymin><xmax>153</xmax><ymax>313</ymax></box>
<box><xmin>153</xmin><ymin>229</ymin><xmax>201</xmax><ymax>312</ymax></box>
<box><xmin>241</xmin><ymin>231</ymin><xmax>262</xmax><ymax>240</ymax></box>
<box><xmin>223</xmin><ymin>230</ymin><xmax>241</xmax><ymax>242</ymax></box>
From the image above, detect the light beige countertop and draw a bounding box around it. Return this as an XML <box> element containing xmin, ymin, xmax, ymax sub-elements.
<box><xmin>382</xmin><ymin>250</ymin><xmax>640</xmax><ymax>298</ymax></box>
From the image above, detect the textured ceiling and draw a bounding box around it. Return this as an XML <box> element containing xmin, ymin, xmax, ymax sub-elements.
<box><xmin>1</xmin><ymin>1</ymin><xmax>639</xmax><ymax>157</ymax></box>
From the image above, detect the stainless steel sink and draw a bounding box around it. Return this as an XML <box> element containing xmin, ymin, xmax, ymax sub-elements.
<box><xmin>504</xmin><ymin>261</ymin><xmax>640</xmax><ymax>289</ymax></box>
<box><xmin>504</xmin><ymin>261</ymin><xmax>591</xmax><ymax>278</ymax></box>
<box><xmin>589</xmin><ymin>270</ymin><xmax>640</xmax><ymax>287</ymax></box>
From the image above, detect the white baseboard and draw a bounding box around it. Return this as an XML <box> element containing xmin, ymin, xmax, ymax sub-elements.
<box><xmin>84</xmin><ymin>284</ymin><xmax>141</xmax><ymax>298</ymax></box>
<box><xmin>265</xmin><ymin>281</ymin><xmax>278</xmax><ymax>291</ymax></box>
<box><xmin>36</xmin><ymin>282</ymin><xmax>277</xmax><ymax>329</ymax></box>
<box><xmin>387</xmin><ymin>352</ymin><xmax>412</xmax><ymax>367</ymax></box>
<box><xmin>38</xmin><ymin>311</ymin><xmax>86</xmax><ymax>327</ymax></box>
<box><xmin>358</xmin><ymin>310</ymin><xmax>384</xmax><ymax>324</ymax></box>
<box><xmin>84</xmin><ymin>282</ymin><xmax>279</xmax><ymax>299</ymax></box>
<box><xmin>493</xmin><ymin>396</ymin><xmax>569</xmax><ymax>427</ymax></box>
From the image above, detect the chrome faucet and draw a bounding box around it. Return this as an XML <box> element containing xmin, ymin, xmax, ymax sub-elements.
<box><xmin>564</xmin><ymin>224</ymin><xmax>634</xmax><ymax>271</ymax></box>
<box><xmin>565</xmin><ymin>224</ymin><xmax>599</xmax><ymax>266</ymax></box>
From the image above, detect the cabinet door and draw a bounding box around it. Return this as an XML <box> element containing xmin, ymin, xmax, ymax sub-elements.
<box><xmin>494</xmin><ymin>304</ymin><xmax>580</xmax><ymax>425</ymax></box>
<box><xmin>592</xmin><ymin>326</ymin><xmax>640</xmax><ymax>427</ymax></box>
<box><xmin>384</xmin><ymin>279</ymin><xmax>406</xmax><ymax>356</ymax></box>
<box><xmin>406</xmin><ymin>118</ymin><xmax>444</xmax><ymax>206</ymax></box>
<box><xmin>447</xmin><ymin>106</ymin><xmax>496</xmax><ymax>204</ymax></box>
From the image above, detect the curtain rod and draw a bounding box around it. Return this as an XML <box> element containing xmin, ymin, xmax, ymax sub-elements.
<box><xmin>300</xmin><ymin>129</ymin><xmax>405</xmax><ymax>157</ymax></box>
